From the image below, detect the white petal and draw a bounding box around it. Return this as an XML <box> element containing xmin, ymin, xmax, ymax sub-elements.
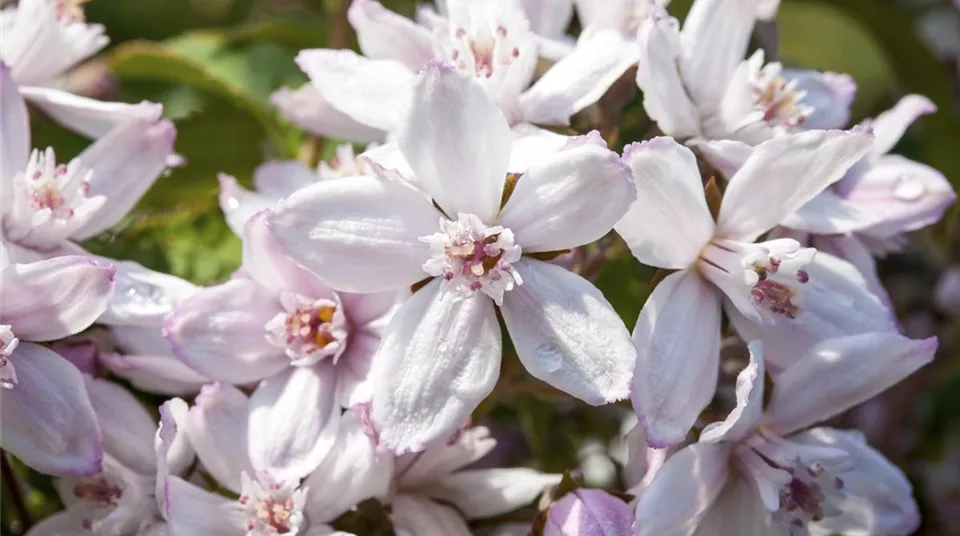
<box><xmin>164</xmin><ymin>278</ymin><xmax>288</xmax><ymax>384</ymax></box>
<box><xmin>634</xmin><ymin>442</ymin><xmax>732</xmax><ymax>536</ymax></box>
<box><xmin>398</xmin><ymin>61</ymin><xmax>511</xmax><ymax>221</ymax></box>
<box><xmin>390</xmin><ymin>494</ymin><xmax>472</xmax><ymax>536</ymax></box>
<box><xmin>270</xmin><ymin>84</ymin><xmax>385</xmax><ymax>142</ymax></box>
<box><xmin>100</xmin><ymin>352</ymin><xmax>208</xmax><ymax>396</ymax></box>
<box><xmin>97</xmin><ymin>260</ymin><xmax>196</xmax><ymax>328</ymax></box>
<box><xmin>522</xmin><ymin>0</ymin><xmax>575</xmax><ymax>39</ymax></box>
<box><xmin>161</xmin><ymin>477</ymin><xmax>245</xmax><ymax>535</ymax></box>
<box><xmin>812</xmin><ymin>234</ymin><xmax>892</xmax><ymax>311</ymax></box>
<box><xmin>349</xmin><ymin>0</ymin><xmax>435</xmax><ymax>71</ymax></box>
<box><xmin>691</xmin><ymin>476</ymin><xmax>778</xmax><ymax>536</ymax></box>
<box><xmin>786</xmin><ymin>70</ymin><xmax>857</xmax><ymax>131</ymax></box>
<box><xmin>781</xmin><ymin>189</ymin><xmax>874</xmax><ymax>235</ymax></box>
<box><xmin>679</xmin><ymin>0</ymin><xmax>760</xmax><ymax>112</ymax></box>
<box><xmin>615</xmin><ymin>137</ymin><xmax>715</xmax><ymax>269</ymax></box>
<box><xmin>0</xmin><ymin>343</ymin><xmax>102</xmax><ymax>476</ymax></box>
<box><xmin>267</xmin><ymin>176</ymin><xmax>438</xmax><ymax>293</ymax></box>
<box><xmin>716</xmin><ymin>128</ymin><xmax>875</xmax><ymax>242</ymax></box>
<box><xmin>85</xmin><ymin>377</ymin><xmax>157</xmax><ymax>475</ymax></box>
<box><xmin>498</xmin><ymin>141</ymin><xmax>635</xmax><ymax>252</ymax></box>
<box><xmin>425</xmin><ymin>468</ymin><xmax>560</xmax><ymax>519</ymax></box>
<box><xmin>501</xmin><ymin>259</ymin><xmax>634</xmax><ymax>405</ymax></box>
<box><xmin>253</xmin><ymin>160</ymin><xmax>319</xmax><ymax>199</ymax></box>
<box><xmin>185</xmin><ymin>383</ymin><xmax>253</xmax><ymax>494</ymax></box>
<box><xmin>692</xmin><ymin>138</ymin><xmax>752</xmax><ymax>180</ymax></box>
<box><xmin>0</xmin><ymin>63</ymin><xmax>29</xmax><ymax>200</ymax></box>
<box><xmin>372</xmin><ymin>280</ymin><xmax>501</xmax><ymax>454</ymax></box>
<box><xmin>792</xmin><ymin>428</ymin><xmax>919</xmax><ymax>536</ymax></box>
<box><xmin>869</xmin><ymin>94</ymin><xmax>936</xmax><ymax>157</ymax></box>
<box><xmin>700</xmin><ymin>341</ymin><xmax>764</xmax><ymax>444</ymax></box>
<box><xmin>302</xmin><ymin>410</ymin><xmax>392</xmax><ymax>522</ymax></box>
<box><xmin>18</xmin><ymin>88</ymin><xmax>160</xmax><ymax>139</ymax></box>
<box><xmin>218</xmin><ymin>174</ymin><xmax>273</xmax><ymax>237</ymax></box>
<box><xmin>764</xmin><ymin>333</ymin><xmax>936</xmax><ymax>436</ymax></box>
<box><xmin>395</xmin><ymin>426</ymin><xmax>497</xmax><ymax>488</ymax></box>
<box><xmin>544</xmin><ymin>488</ymin><xmax>635</xmax><ymax>536</ymax></box>
<box><xmin>507</xmin><ymin>123</ymin><xmax>572</xmax><ymax>173</ymax></box>
<box><xmin>24</xmin><ymin>511</ymin><xmax>94</xmax><ymax>536</ymax></box>
<box><xmin>242</xmin><ymin>210</ymin><xmax>331</xmax><ymax>297</ymax></box>
<box><xmin>726</xmin><ymin>251</ymin><xmax>898</xmax><ymax>369</ymax></box>
<box><xmin>296</xmin><ymin>49</ymin><xmax>414</xmax><ymax>133</ymax></box>
<box><xmin>632</xmin><ymin>269</ymin><xmax>722</xmax><ymax>448</ymax></box>
<box><xmin>248</xmin><ymin>363</ymin><xmax>341</xmax><ymax>481</ymax></box>
<box><xmin>635</xmin><ymin>9</ymin><xmax>701</xmax><ymax>139</ymax></box>
<box><xmin>519</xmin><ymin>29</ymin><xmax>637</xmax><ymax>125</ymax></box>
<box><xmin>155</xmin><ymin>398</ymin><xmax>195</xmax><ymax>483</ymax></box>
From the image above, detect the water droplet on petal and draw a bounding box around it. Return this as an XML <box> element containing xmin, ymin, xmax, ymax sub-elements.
<box><xmin>534</xmin><ymin>342</ymin><xmax>564</xmax><ymax>373</ymax></box>
<box><xmin>893</xmin><ymin>174</ymin><xmax>925</xmax><ymax>201</ymax></box>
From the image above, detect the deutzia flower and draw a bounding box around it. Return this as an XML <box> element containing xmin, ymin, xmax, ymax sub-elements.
<box><xmin>615</xmin><ymin>132</ymin><xmax>898</xmax><ymax>447</ymax></box>
<box><xmin>385</xmin><ymin>424</ymin><xmax>560</xmax><ymax>536</ymax></box>
<box><xmin>165</xmin><ymin>210</ymin><xmax>398</xmax><ymax>480</ymax></box>
<box><xmin>0</xmin><ymin>64</ymin><xmax>176</xmax><ymax>263</ymax></box>
<box><xmin>267</xmin><ymin>61</ymin><xmax>637</xmax><ymax>453</ymax></box>
<box><xmin>636</xmin><ymin>0</ymin><xmax>856</xmax><ymax>144</ymax></box>
<box><xmin>542</xmin><ymin>488</ymin><xmax>635</xmax><ymax>536</ymax></box>
<box><xmin>285</xmin><ymin>0</ymin><xmax>636</xmax><ymax>142</ymax></box>
<box><xmin>634</xmin><ymin>336</ymin><xmax>933</xmax><ymax>536</ymax></box>
<box><xmin>0</xmin><ymin>242</ymin><xmax>115</xmax><ymax>476</ymax></box>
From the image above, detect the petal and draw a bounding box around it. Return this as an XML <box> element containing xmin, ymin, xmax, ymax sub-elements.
<box><xmin>869</xmin><ymin>94</ymin><xmax>936</xmax><ymax>157</ymax></box>
<box><xmin>398</xmin><ymin>61</ymin><xmax>511</xmax><ymax>221</ymax></box>
<box><xmin>18</xmin><ymin>88</ymin><xmax>160</xmax><ymax>139</ymax></box>
<box><xmin>395</xmin><ymin>425</ymin><xmax>497</xmax><ymax>488</ymax></box>
<box><xmin>786</xmin><ymin>70</ymin><xmax>856</xmax><ymax>131</ymax></box>
<box><xmin>635</xmin><ymin>9</ymin><xmax>701</xmax><ymax>138</ymax></box>
<box><xmin>0</xmin><ymin>255</ymin><xmax>115</xmax><ymax>341</ymax></box>
<box><xmin>519</xmin><ymin>29</ymin><xmax>637</xmax><ymax>125</ymax></box>
<box><xmin>812</xmin><ymin>234</ymin><xmax>893</xmax><ymax>313</ymax></box>
<box><xmin>839</xmin><ymin>155</ymin><xmax>956</xmax><ymax>239</ymax></box>
<box><xmin>501</xmin><ymin>259</ymin><xmax>635</xmax><ymax>404</ymax></box>
<box><xmin>335</xmin><ymin>329</ymin><xmax>380</xmax><ymax>407</ymax></box>
<box><xmin>615</xmin><ymin>137</ymin><xmax>715</xmax><ymax>269</ymax></box>
<box><xmin>218</xmin><ymin>174</ymin><xmax>273</xmax><ymax>237</ymax></box>
<box><xmin>270</xmin><ymin>84</ymin><xmax>384</xmax><ymax>142</ymax></box>
<box><xmin>390</xmin><ymin>494</ymin><xmax>472</xmax><ymax>536</ymax></box>
<box><xmin>506</xmin><ymin>123</ymin><xmax>572</xmax><ymax>173</ymax></box>
<box><xmin>372</xmin><ymin>280</ymin><xmax>502</xmax><ymax>454</ymax></box>
<box><xmin>0</xmin><ymin>343</ymin><xmax>102</xmax><ymax>476</ymax></box>
<box><xmin>85</xmin><ymin>377</ymin><xmax>157</xmax><ymax>475</ymax></box>
<box><xmin>242</xmin><ymin>210</ymin><xmax>330</xmax><ymax>297</ymax></box>
<box><xmin>764</xmin><ymin>333</ymin><xmax>936</xmax><ymax>435</ymax></box>
<box><xmin>253</xmin><ymin>160</ymin><xmax>319</xmax><ymax>199</ymax></box>
<box><xmin>726</xmin><ymin>251</ymin><xmax>898</xmax><ymax>369</ymax></box>
<box><xmin>522</xmin><ymin>0</ymin><xmax>575</xmax><ymax>39</ymax></box>
<box><xmin>700</xmin><ymin>341</ymin><xmax>765</xmax><ymax>444</ymax></box>
<box><xmin>155</xmin><ymin>398</ymin><xmax>195</xmax><ymax>483</ymax></box>
<box><xmin>716</xmin><ymin>128</ymin><xmax>875</xmax><ymax>242</ymax></box>
<box><xmin>295</xmin><ymin>49</ymin><xmax>415</xmax><ymax>133</ymax></box>
<box><xmin>0</xmin><ymin>63</ymin><xmax>29</xmax><ymax>195</ymax></box>
<box><xmin>692</xmin><ymin>138</ymin><xmax>752</xmax><ymax>180</ymax></box>
<box><xmin>691</xmin><ymin>476</ymin><xmax>777</xmax><ymax>536</ymax></box>
<box><xmin>781</xmin><ymin>189</ymin><xmax>874</xmax><ymax>235</ymax></box>
<box><xmin>631</xmin><ymin>269</ymin><xmax>722</xmax><ymax>448</ymax></box>
<box><xmin>302</xmin><ymin>410</ymin><xmax>393</xmax><ymax>522</ymax></box>
<box><xmin>25</xmin><ymin>511</ymin><xmax>94</xmax><ymax>536</ymax></box>
<box><xmin>349</xmin><ymin>0</ymin><xmax>435</xmax><ymax>71</ymax></box>
<box><xmin>340</xmin><ymin>290</ymin><xmax>403</xmax><ymax>330</ymax></box>
<box><xmin>544</xmin><ymin>488</ymin><xmax>634</xmax><ymax>536</ymax></box>
<box><xmin>792</xmin><ymin>428</ymin><xmax>920</xmax><ymax>536</ymax></box>
<box><xmin>425</xmin><ymin>468</ymin><xmax>560</xmax><ymax>519</ymax></box>
<box><xmin>498</xmin><ymin>141</ymin><xmax>635</xmax><ymax>252</ymax></box>
<box><xmin>70</xmin><ymin>115</ymin><xmax>177</xmax><ymax>239</ymax></box>
<box><xmin>101</xmin><ymin>351</ymin><xmax>208</xmax><ymax>396</ymax></box>
<box><xmin>679</xmin><ymin>0</ymin><xmax>760</xmax><ymax>112</ymax></box>
<box><xmin>164</xmin><ymin>278</ymin><xmax>288</xmax><ymax>384</ymax></box>
<box><xmin>161</xmin><ymin>477</ymin><xmax>246</xmax><ymax>535</ymax></box>
<box><xmin>249</xmin><ymin>363</ymin><xmax>341</xmax><ymax>481</ymax></box>
<box><xmin>267</xmin><ymin>176</ymin><xmax>438</xmax><ymax>293</ymax></box>
<box><xmin>97</xmin><ymin>261</ymin><xmax>196</xmax><ymax>327</ymax></box>
<box><xmin>184</xmin><ymin>383</ymin><xmax>253</xmax><ymax>494</ymax></box>
<box><xmin>634</xmin><ymin>442</ymin><xmax>732</xmax><ymax>536</ymax></box>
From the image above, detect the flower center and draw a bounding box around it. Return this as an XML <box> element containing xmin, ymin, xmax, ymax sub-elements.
<box><xmin>776</xmin><ymin>463</ymin><xmax>845</xmax><ymax>525</ymax></box>
<box><xmin>448</xmin><ymin>25</ymin><xmax>520</xmax><ymax>79</ymax></box>
<box><xmin>239</xmin><ymin>472</ymin><xmax>307</xmax><ymax>536</ymax></box>
<box><xmin>699</xmin><ymin>238</ymin><xmax>814</xmax><ymax>321</ymax></box>
<box><xmin>72</xmin><ymin>474</ymin><xmax>125</xmax><ymax>530</ymax></box>
<box><xmin>265</xmin><ymin>293</ymin><xmax>348</xmax><ymax>366</ymax></box>
<box><xmin>56</xmin><ymin>0</ymin><xmax>89</xmax><ymax>22</ymax></box>
<box><xmin>750</xmin><ymin>62</ymin><xmax>813</xmax><ymax>133</ymax></box>
<box><xmin>0</xmin><ymin>326</ymin><xmax>18</xmax><ymax>389</ymax></box>
<box><xmin>420</xmin><ymin>213</ymin><xmax>522</xmax><ymax>305</ymax></box>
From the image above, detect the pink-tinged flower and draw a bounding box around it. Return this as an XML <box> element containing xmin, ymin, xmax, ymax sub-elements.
<box><xmin>636</xmin><ymin>0</ymin><xmax>855</xmax><ymax>144</ymax></box>
<box><xmin>387</xmin><ymin>424</ymin><xmax>560</xmax><ymax>536</ymax></box>
<box><xmin>634</xmin><ymin>337</ymin><xmax>933</xmax><ymax>536</ymax></box>
<box><xmin>267</xmin><ymin>62</ymin><xmax>637</xmax><ymax>453</ymax></box>
<box><xmin>543</xmin><ymin>488</ymin><xmax>635</xmax><ymax>536</ymax></box>
<box><xmin>164</xmin><ymin>210</ymin><xmax>399</xmax><ymax>480</ymax></box>
<box><xmin>175</xmin><ymin>385</ymin><xmax>390</xmax><ymax>536</ymax></box>
<box><xmin>0</xmin><ymin>0</ymin><xmax>160</xmax><ymax>137</ymax></box>
<box><xmin>0</xmin><ymin>243</ymin><xmax>115</xmax><ymax>476</ymax></box>
<box><xmin>615</xmin><ymin>132</ymin><xmax>897</xmax><ymax>447</ymax></box>
<box><xmin>0</xmin><ymin>64</ymin><xmax>176</xmax><ymax>263</ymax></box>
<box><xmin>284</xmin><ymin>0</ymin><xmax>636</xmax><ymax>142</ymax></box>
<box><xmin>218</xmin><ymin>145</ymin><xmax>377</xmax><ymax>236</ymax></box>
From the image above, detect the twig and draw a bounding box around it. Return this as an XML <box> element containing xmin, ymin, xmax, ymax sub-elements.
<box><xmin>2</xmin><ymin>451</ymin><xmax>32</xmax><ymax>532</ymax></box>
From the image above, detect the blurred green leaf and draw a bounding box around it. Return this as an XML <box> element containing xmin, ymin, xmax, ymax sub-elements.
<box><xmin>225</xmin><ymin>17</ymin><xmax>330</xmax><ymax>52</ymax></box>
<box><xmin>593</xmin><ymin>256</ymin><xmax>654</xmax><ymax>329</ymax></box>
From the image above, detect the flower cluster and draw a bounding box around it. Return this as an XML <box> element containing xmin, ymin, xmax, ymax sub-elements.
<box><xmin>1</xmin><ymin>0</ymin><xmax>956</xmax><ymax>535</ymax></box>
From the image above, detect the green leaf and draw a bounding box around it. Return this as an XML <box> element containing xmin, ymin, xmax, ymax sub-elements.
<box><xmin>225</xmin><ymin>17</ymin><xmax>330</xmax><ymax>52</ymax></box>
<box><xmin>593</xmin><ymin>256</ymin><xmax>655</xmax><ymax>328</ymax></box>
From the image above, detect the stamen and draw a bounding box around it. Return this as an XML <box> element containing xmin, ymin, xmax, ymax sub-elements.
<box><xmin>0</xmin><ymin>326</ymin><xmax>18</xmax><ymax>389</ymax></box>
<box><xmin>265</xmin><ymin>294</ymin><xmax>348</xmax><ymax>366</ymax></box>
<box><xmin>239</xmin><ymin>473</ymin><xmax>307</xmax><ymax>536</ymax></box>
<box><xmin>750</xmin><ymin>61</ymin><xmax>814</xmax><ymax>133</ymax></box>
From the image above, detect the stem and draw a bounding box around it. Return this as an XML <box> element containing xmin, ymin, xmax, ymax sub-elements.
<box><xmin>2</xmin><ymin>452</ymin><xmax>31</xmax><ymax>532</ymax></box>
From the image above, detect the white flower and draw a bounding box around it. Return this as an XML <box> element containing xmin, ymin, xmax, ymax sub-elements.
<box><xmin>266</xmin><ymin>62</ymin><xmax>637</xmax><ymax>453</ymax></box>
<box><xmin>615</xmin><ymin>132</ymin><xmax>898</xmax><ymax>447</ymax></box>
<box><xmin>634</xmin><ymin>336</ymin><xmax>933</xmax><ymax>536</ymax></box>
